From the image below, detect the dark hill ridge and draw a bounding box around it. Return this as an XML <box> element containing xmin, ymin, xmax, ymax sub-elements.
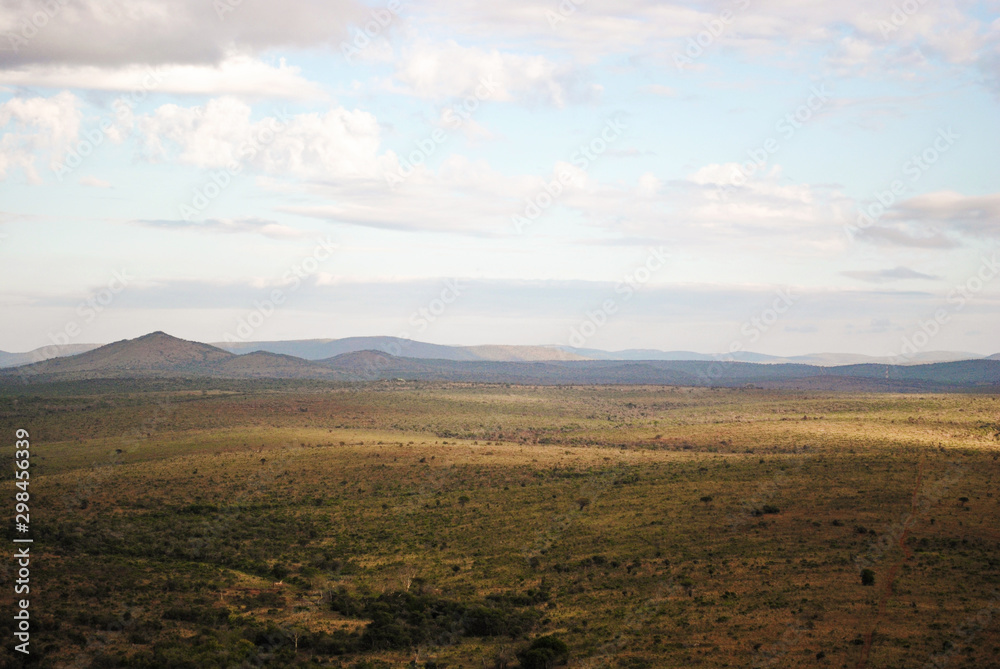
<box><xmin>3</xmin><ymin>332</ymin><xmax>998</xmax><ymax>391</ymax></box>
<box><xmin>319</xmin><ymin>353</ymin><xmax>1000</xmax><ymax>389</ymax></box>
<box><xmin>206</xmin><ymin>351</ymin><xmax>341</xmax><ymax>379</ymax></box>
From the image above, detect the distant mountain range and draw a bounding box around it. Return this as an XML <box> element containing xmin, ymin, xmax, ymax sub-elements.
<box><xmin>3</xmin><ymin>332</ymin><xmax>999</xmax><ymax>392</ymax></box>
<box><xmin>0</xmin><ymin>344</ymin><xmax>103</xmax><ymax>369</ymax></box>
<box><xmin>210</xmin><ymin>336</ymin><xmax>991</xmax><ymax>366</ymax></box>
<box><xmin>2</xmin><ymin>334</ymin><xmax>991</xmax><ymax>369</ymax></box>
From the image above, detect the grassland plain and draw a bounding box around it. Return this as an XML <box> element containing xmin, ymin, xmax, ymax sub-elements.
<box><xmin>1</xmin><ymin>381</ymin><xmax>999</xmax><ymax>668</ymax></box>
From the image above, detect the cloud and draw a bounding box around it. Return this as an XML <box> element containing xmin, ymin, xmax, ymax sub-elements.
<box><xmin>853</xmin><ymin>190</ymin><xmax>1000</xmax><ymax>248</ymax></box>
<box><xmin>407</xmin><ymin>0</ymin><xmax>997</xmax><ymax>94</ymax></box>
<box><xmin>281</xmin><ymin>153</ymin><xmax>543</xmax><ymax>235</ymax></box>
<box><xmin>280</xmin><ymin>155</ymin><xmax>854</xmax><ymax>247</ymax></box>
<box><xmin>888</xmin><ymin>190</ymin><xmax>1000</xmax><ymax>238</ymax></box>
<box><xmin>389</xmin><ymin>39</ymin><xmax>601</xmax><ymax>106</ymax></box>
<box><xmin>640</xmin><ymin>84</ymin><xmax>676</xmax><ymax>97</ymax></box>
<box><xmin>133</xmin><ymin>217</ymin><xmax>308</xmax><ymax>239</ymax></box>
<box><xmin>137</xmin><ymin>97</ymin><xmax>390</xmax><ymax>179</ymax></box>
<box><xmin>79</xmin><ymin>175</ymin><xmax>111</xmax><ymax>188</ymax></box>
<box><xmin>854</xmin><ymin>225</ymin><xmax>959</xmax><ymax>248</ymax></box>
<box><xmin>0</xmin><ymin>0</ymin><xmax>365</xmax><ymax>68</ymax></box>
<box><xmin>0</xmin><ymin>55</ymin><xmax>324</xmax><ymax>99</ymax></box>
<box><xmin>0</xmin><ymin>91</ymin><xmax>80</xmax><ymax>182</ymax></box>
<box><xmin>841</xmin><ymin>266</ymin><xmax>940</xmax><ymax>283</ymax></box>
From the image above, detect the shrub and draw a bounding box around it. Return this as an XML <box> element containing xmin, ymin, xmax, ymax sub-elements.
<box><xmin>861</xmin><ymin>569</ymin><xmax>876</xmax><ymax>586</ymax></box>
<box><xmin>517</xmin><ymin>636</ymin><xmax>569</xmax><ymax>669</ymax></box>
<box><xmin>328</xmin><ymin>590</ymin><xmax>541</xmax><ymax>651</ymax></box>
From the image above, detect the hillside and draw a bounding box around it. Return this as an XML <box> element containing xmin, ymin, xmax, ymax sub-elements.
<box><xmin>204</xmin><ymin>351</ymin><xmax>341</xmax><ymax>379</ymax></box>
<box><xmin>13</xmin><ymin>332</ymin><xmax>234</xmax><ymax>380</ymax></box>
<box><xmin>462</xmin><ymin>345</ymin><xmax>587</xmax><ymax>361</ymax></box>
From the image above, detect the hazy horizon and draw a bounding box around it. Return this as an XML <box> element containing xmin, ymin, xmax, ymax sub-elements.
<box><xmin>3</xmin><ymin>329</ymin><xmax>995</xmax><ymax>360</ymax></box>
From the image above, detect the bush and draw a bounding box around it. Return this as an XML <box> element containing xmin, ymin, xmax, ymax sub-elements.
<box><xmin>861</xmin><ymin>568</ymin><xmax>876</xmax><ymax>586</ymax></box>
<box><xmin>329</xmin><ymin>590</ymin><xmax>541</xmax><ymax>651</ymax></box>
<box><xmin>517</xmin><ymin>636</ymin><xmax>569</xmax><ymax>669</ymax></box>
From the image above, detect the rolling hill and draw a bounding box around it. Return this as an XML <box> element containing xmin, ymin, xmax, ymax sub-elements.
<box><xmin>204</xmin><ymin>351</ymin><xmax>341</xmax><ymax>379</ymax></box>
<box><xmin>12</xmin><ymin>332</ymin><xmax>234</xmax><ymax>380</ymax></box>
<box><xmin>3</xmin><ymin>332</ymin><xmax>999</xmax><ymax>391</ymax></box>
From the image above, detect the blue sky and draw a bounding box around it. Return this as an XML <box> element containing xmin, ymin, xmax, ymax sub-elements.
<box><xmin>0</xmin><ymin>0</ymin><xmax>998</xmax><ymax>356</ymax></box>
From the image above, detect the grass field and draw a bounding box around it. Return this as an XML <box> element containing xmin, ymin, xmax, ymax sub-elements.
<box><xmin>2</xmin><ymin>382</ymin><xmax>999</xmax><ymax>668</ymax></box>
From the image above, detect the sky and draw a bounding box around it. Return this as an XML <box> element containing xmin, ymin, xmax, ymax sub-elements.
<box><xmin>0</xmin><ymin>0</ymin><xmax>998</xmax><ymax>357</ymax></box>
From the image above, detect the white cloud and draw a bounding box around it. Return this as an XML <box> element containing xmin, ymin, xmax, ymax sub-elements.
<box><xmin>0</xmin><ymin>91</ymin><xmax>80</xmax><ymax>183</ymax></box>
<box><xmin>281</xmin><ymin>154</ymin><xmax>543</xmax><ymax>235</ymax></box>
<box><xmin>134</xmin><ymin>217</ymin><xmax>308</xmax><ymax>239</ymax></box>
<box><xmin>78</xmin><ymin>175</ymin><xmax>111</xmax><ymax>188</ymax></box>
<box><xmin>137</xmin><ymin>97</ymin><xmax>390</xmax><ymax>179</ymax></box>
<box><xmin>0</xmin><ymin>55</ymin><xmax>324</xmax><ymax>99</ymax></box>
<box><xmin>409</xmin><ymin>0</ymin><xmax>996</xmax><ymax>91</ymax></box>
<box><xmin>389</xmin><ymin>40</ymin><xmax>601</xmax><ymax>106</ymax></box>
<box><xmin>841</xmin><ymin>266</ymin><xmax>940</xmax><ymax>283</ymax></box>
<box><xmin>640</xmin><ymin>84</ymin><xmax>676</xmax><ymax>97</ymax></box>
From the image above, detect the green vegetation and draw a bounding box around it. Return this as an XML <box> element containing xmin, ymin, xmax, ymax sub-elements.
<box><xmin>1</xmin><ymin>381</ymin><xmax>998</xmax><ymax>667</ymax></box>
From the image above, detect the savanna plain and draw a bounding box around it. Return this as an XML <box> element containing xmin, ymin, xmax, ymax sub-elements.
<box><xmin>2</xmin><ymin>381</ymin><xmax>998</xmax><ymax>668</ymax></box>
